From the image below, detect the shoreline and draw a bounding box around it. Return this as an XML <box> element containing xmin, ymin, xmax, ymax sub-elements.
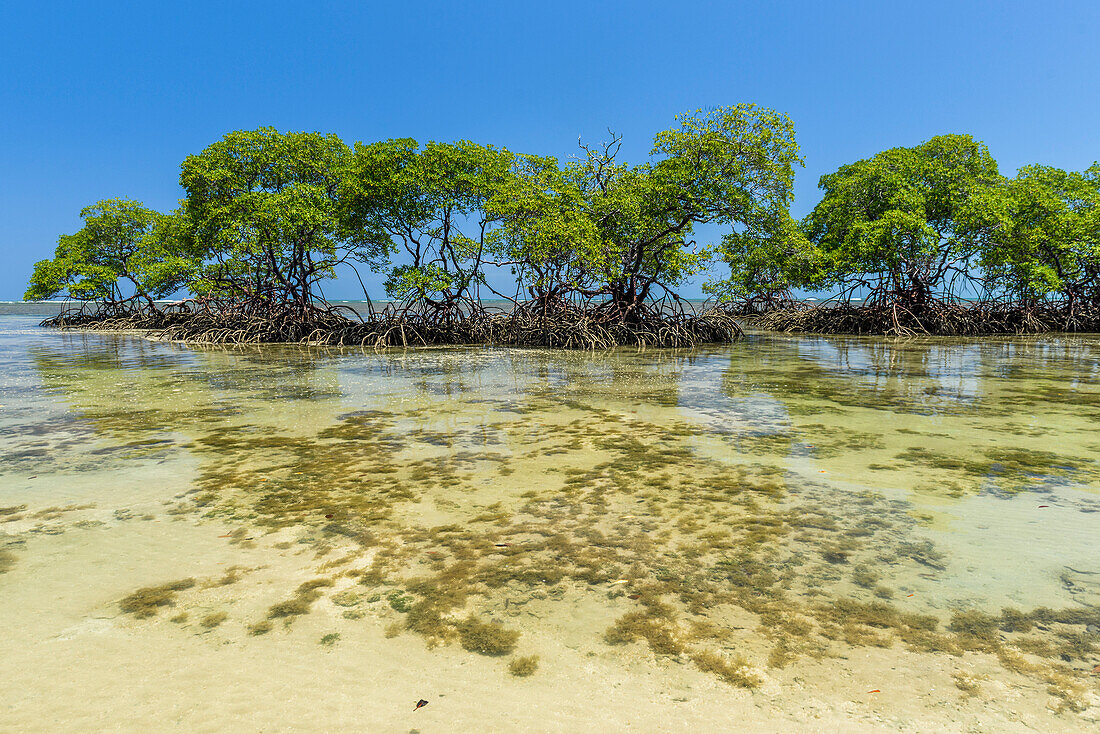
<box><xmin>28</xmin><ymin>302</ymin><xmax>1100</xmax><ymax>345</ymax></box>
<box><xmin>740</xmin><ymin>303</ymin><xmax>1100</xmax><ymax>337</ymax></box>
<box><xmin>34</xmin><ymin>307</ymin><xmax>744</xmax><ymax>349</ymax></box>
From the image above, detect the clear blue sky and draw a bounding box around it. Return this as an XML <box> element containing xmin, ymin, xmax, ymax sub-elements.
<box><xmin>2</xmin><ymin>0</ymin><xmax>1097</xmax><ymax>299</ymax></box>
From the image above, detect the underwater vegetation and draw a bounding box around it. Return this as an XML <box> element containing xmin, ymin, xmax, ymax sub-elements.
<box><xmin>118</xmin><ymin>578</ymin><xmax>197</xmax><ymax>618</ymax></box>
<box><xmin>851</xmin><ymin>566</ymin><xmax>880</xmax><ymax>588</ymax></box>
<box><xmin>457</xmin><ymin>617</ymin><xmax>520</xmax><ymax>656</ymax></box>
<box><xmin>891</xmin><ymin>541</ymin><xmax>946</xmax><ymax>570</ymax></box>
<box><xmin>952</xmin><ymin>671</ymin><xmax>985</xmax><ymax>696</ymax></box>
<box><xmin>40</xmin><ymin>344</ymin><xmax>1096</xmax><ymax>713</ymax></box>
<box><xmin>176</xmin><ymin>401</ymin><xmax>1099</xmax><ymax>706</ymax></box>
<box><xmin>891</xmin><ymin>445</ymin><xmax>1095</xmax><ymax>495</ymax></box>
<box><xmin>690</xmin><ymin>650</ymin><xmax>764</xmax><ymax>689</ymax></box>
<box><xmin>508</xmin><ymin>655</ymin><xmax>539</xmax><ymax>677</ymax></box>
<box><xmin>331</xmin><ymin>590</ymin><xmax>361</xmax><ymax>607</ymax></box>
<box><xmin>200</xmin><ymin>611</ymin><xmax>228</xmax><ymax>629</ymax></box>
<box><xmin>247</xmin><ymin>620</ymin><xmax>274</xmax><ymax>636</ymax></box>
<box><xmin>0</xmin><ymin>549</ymin><xmax>16</xmax><ymax>574</ymax></box>
<box><xmin>267</xmin><ymin>579</ymin><xmax>334</xmax><ymax>622</ymax></box>
<box><xmin>604</xmin><ymin>610</ymin><xmax>683</xmax><ymax>656</ymax></box>
<box><xmin>387</xmin><ymin>591</ymin><xmax>413</xmax><ymax>613</ymax></box>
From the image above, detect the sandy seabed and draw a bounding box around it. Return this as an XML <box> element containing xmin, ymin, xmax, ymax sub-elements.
<box><xmin>2</xmin><ymin>510</ymin><xmax>1097</xmax><ymax>734</ymax></box>
<box><xmin>3</xmin><ymin>324</ymin><xmax>1100</xmax><ymax>732</ymax></box>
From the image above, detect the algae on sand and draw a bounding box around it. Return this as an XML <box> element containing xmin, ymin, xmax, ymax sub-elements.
<box><xmin>13</xmin><ymin>332</ymin><xmax>1100</xmax><ymax>714</ymax></box>
<box><xmin>457</xmin><ymin>617</ymin><xmax>520</xmax><ymax>656</ymax></box>
<box><xmin>119</xmin><ymin>578</ymin><xmax>197</xmax><ymax>618</ymax></box>
<box><xmin>508</xmin><ymin>655</ymin><xmax>539</xmax><ymax>677</ymax></box>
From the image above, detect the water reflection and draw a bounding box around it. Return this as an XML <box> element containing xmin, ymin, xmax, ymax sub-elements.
<box><xmin>2</xmin><ymin>318</ymin><xmax>1098</xmax><ymax>711</ymax></box>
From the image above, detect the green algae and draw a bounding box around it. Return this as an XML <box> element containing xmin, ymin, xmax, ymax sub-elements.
<box><xmin>851</xmin><ymin>566</ymin><xmax>880</xmax><ymax>588</ymax></box>
<box><xmin>119</xmin><ymin>578</ymin><xmax>197</xmax><ymax>618</ymax></box>
<box><xmin>209</xmin><ymin>567</ymin><xmax>244</xmax><ymax>587</ymax></box>
<box><xmin>0</xmin><ymin>549</ymin><xmax>15</xmax><ymax>574</ymax></box>
<box><xmin>0</xmin><ymin>505</ymin><xmax>26</xmax><ymax>518</ymax></box>
<box><xmin>605</xmin><ymin>611</ymin><xmax>684</xmax><ymax>656</ymax></box>
<box><xmin>331</xmin><ymin>589</ymin><xmax>361</xmax><ymax>607</ymax></box>
<box><xmin>891</xmin><ymin>540</ymin><xmax>946</xmax><ymax>570</ymax></box>
<box><xmin>947</xmin><ymin>610</ymin><xmax>1001</xmax><ymax>651</ymax></box>
<box><xmin>248</xmin><ymin>620</ymin><xmax>274</xmax><ymax>636</ymax></box>
<box><xmin>267</xmin><ymin>578</ymin><xmax>334</xmax><ymax>621</ymax></box>
<box><xmin>952</xmin><ymin>671</ymin><xmax>984</xmax><ymax>696</ymax></box>
<box><xmin>890</xmin><ymin>443</ymin><xmax>1095</xmax><ymax>495</ymax></box>
<box><xmin>387</xmin><ymin>591</ymin><xmax>413</xmax><ymax>613</ymax></box>
<box><xmin>508</xmin><ymin>655</ymin><xmax>539</xmax><ymax>677</ymax></box>
<box><xmin>25</xmin><ymin>341</ymin><xmax>1100</xmax><ymax>708</ymax></box>
<box><xmin>200</xmin><ymin>611</ymin><xmax>228</xmax><ymax>629</ymax></box>
<box><xmin>457</xmin><ymin>617</ymin><xmax>520</xmax><ymax>656</ymax></box>
<box><xmin>690</xmin><ymin>650</ymin><xmax>763</xmax><ymax>689</ymax></box>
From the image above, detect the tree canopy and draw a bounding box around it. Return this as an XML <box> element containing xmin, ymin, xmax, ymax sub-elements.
<box><xmin>341</xmin><ymin>138</ymin><xmax>515</xmax><ymax>319</ymax></box>
<box><xmin>707</xmin><ymin>211</ymin><xmax>821</xmax><ymax>312</ymax></box>
<box><xmin>983</xmin><ymin>164</ymin><xmax>1100</xmax><ymax>310</ymax></box>
<box><xmin>489</xmin><ymin>104</ymin><xmax>805</xmax><ymax>321</ymax></box>
<box><xmin>179</xmin><ymin>127</ymin><xmax>371</xmax><ymax>315</ymax></box>
<box><xmin>25</xmin><ymin>198</ymin><xmax>195</xmax><ymax>311</ymax></box>
<box><xmin>801</xmin><ymin>134</ymin><xmax>1006</xmax><ymax>310</ymax></box>
<box><xmin>28</xmin><ymin>111</ymin><xmax>1100</xmax><ymax>341</ymax></box>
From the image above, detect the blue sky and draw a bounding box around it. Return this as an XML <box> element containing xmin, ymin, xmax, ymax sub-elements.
<box><xmin>2</xmin><ymin>0</ymin><xmax>1097</xmax><ymax>299</ymax></box>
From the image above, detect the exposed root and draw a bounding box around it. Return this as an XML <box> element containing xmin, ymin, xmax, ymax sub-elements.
<box><xmin>39</xmin><ymin>301</ymin><xmax>743</xmax><ymax>349</ymax></box>
<box><xmin>747</xmin><ymin>302</ymin><xmax>1100</xmax><ymax>336</ymax></box>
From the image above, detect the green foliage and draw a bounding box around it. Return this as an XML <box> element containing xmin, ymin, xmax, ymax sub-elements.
<box><xmin>181</xmin><ymin>128</ymin><xmax>365</xmax><ymax>311</ymax></box>
<box><xmin>25</xmin><ymin>257</ymin><xmax>72</xmax><ymax>302</ymax></box>
<box><xmin>497</xmin><ymin>104</ymin><xmax>805</xmax><ymax>314</ymax></box>
<box><xmin>803</xmin><ymin>134</ymin><xmax>1006</xmax><ymax>308</ymax></box>
<box><xmin>984</xmin><ymin>164</ymin><xmax>1100</xmax><ymax>306</ymax></box>
<box><xmin>595</xmin><ymin>105</ymin><xmax>803</xmax><ymax>310</ymax></box>
<box><xmin>28</xmin><ymin>111</ymin><xmax>807</xmax><ymax>324</ymax></box>
<box><xmin>650</xmin><ymin>104</ymin><xmax>800</xmax><ymax>227</ymax></box>
<box><xmin>383</xmin><ymin>263</ymin><xmax>454</xmax><ymax>303</ymax></box>
<box><xmin>707</xmin><ymin>211</ymin><xmax>822</xmax><ymax>310</ymax></box>
<box><xmin>39</xmin><ymin>113</ymin><xmax>1099</xmax><ymax>328</ymax></box>
<box><xmin>25</xmin><ymin>199</ymin><xmax>195</xmax><ymax>307</ymax></box>
<box><xmin>342</xmin><ymin>138</ymin><xmax>515</xmax><ymax>313</ymax></box>
<box><xmin>137</xmin><ymin>208</ymin><xmax>201</xmax><ymax>298</ymax></box>
<box><xmin>489</xmin><ymin>153</ymin><xmax>600</xmax><ymax>302</ymax></box>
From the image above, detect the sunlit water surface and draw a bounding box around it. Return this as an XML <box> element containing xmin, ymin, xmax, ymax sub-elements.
<box><xmin>1</xmin><ymin>313</ymin><xmax>1098</xmax><ymax>730</ymax></box>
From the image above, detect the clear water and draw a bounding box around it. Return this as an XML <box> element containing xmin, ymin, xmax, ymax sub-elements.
<box><xmin>2</xmin><ymin>315</ymin><xmax>1098</xmax><ymax>730</ymax></box>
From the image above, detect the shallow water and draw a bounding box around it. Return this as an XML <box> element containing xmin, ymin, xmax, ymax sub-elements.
<box><xmin>1</xmin><ymin>315</ymin><xmax>1098</xmax><ymax>731</ymax></box>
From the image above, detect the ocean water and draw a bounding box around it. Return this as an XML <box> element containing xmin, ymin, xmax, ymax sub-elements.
<box><xmin>1</xmin><ymin>314</ymin><xmax>1097</xmax><ymax>731</ymax></box>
